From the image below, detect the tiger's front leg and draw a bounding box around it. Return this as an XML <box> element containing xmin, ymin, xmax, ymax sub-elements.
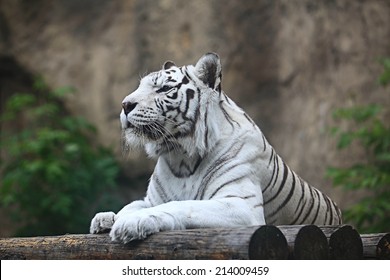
<box><xmin>110</xmin><ymin>197</ymin><xmax>264</xmax><ymax>243</ymax></box>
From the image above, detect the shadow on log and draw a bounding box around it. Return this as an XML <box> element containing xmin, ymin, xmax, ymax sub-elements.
<box><xmin>0</xmin><ymin>225</ymin><xmax>388</xmax><ymax>260</ymax></box>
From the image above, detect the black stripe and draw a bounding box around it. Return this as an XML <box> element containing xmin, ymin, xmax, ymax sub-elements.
<box><xmin>244</xmin><ymin>112</ymin><xmax>257</xmax><ymax>128</ymax></box>
<box><xmin>330</xmin><ymin>199</ymin><xmax>342</xmax><ymax>224</ymax></box>
<box><xmin>180</xmin><ymin>156</ymin><xmax>202</xmax><ymax>177</ymax></box>
<box><xmin>322</xmin><ymin>193</ymin><xmax>332</xmax><ymax>225</ymax></box>
<box><xmin>219</xmin><ymin>100</ymin><xmax>240</xmax><ymax>128</ymax></box>
<box><xmin>182</xmin><ymin>88</ymin><xmax>195</xmax><ymax>121</ymax></box>
<box><xmin>165</xmin><ymin>156</ymin><xmax>202</xmax><ymax>178</ymax></box>
<box><xmin>201</xmin><ymin>162</ymin><xmax>244</xmax><ymax>199</ymax></box>
<box><xmin>290</xmin><ymin>179</ymin><xmax>308</xmax><ymax>224</ymax></box>
<box><xmin>298</xmin><ymin>186</ymin><xmax>315</xmax><ymax>224</ymax></box>
<box><xmin>208</xmin><ymin>175</ymin><xmax>247</xmax><ymax>199</ymax></box>
<box><xmin>205</xmin><ymin>150</ymin><xmax>262</xmax><ymax>194</ymax></box>
<box><xmin>197</xmin><ymin>141</ymin><xmax>245</xmax><ymax>199</ymax></box>
<box><xmin>241</xmin><ymin>194</ymin><xmax>256</xmax><ymax>199</ymax></box>
<box><xmin>186</xmin><ymin>88</ymin><xmax>195</xmax><ymax>99</ymax></box>
<box><xmin>267</xmin><ymin>149</ymin><xmax>275</xmax><ymax>167</ymax></box>
<box><xmin>166</xmin><ymin>90</ymin><xmax>178</xmax><ymax>100</ymax></box>
<box><xmin>145</xmin><ymin>195</ymin><xmax>153</xmax><ymax>207</ymax></box>
<box><xmin>268</xmin><ymin>171</ymin><xmax>297</xmax><ymax>219</ymax></box>
<box><xmin>263</xmin><ymin>154</ymin><xmax>279</xmax><ymax>192</ymax></box>
<box><xmin>264</xmin><ymin>161</ymin><xmax>289</xmax><ymax>204</ymax></box>
<box><xmin>223</xmin><ymin>93</ymin><xmax>231</xmax><ymax>105</ymax></box>
<box><xmin>153</xmin><ymin>175</ymin><xmax>169</xmax><ymax>203</ymax></box>
<box><xmin>154</xmin><ymin>99</ymin><xmax>162</xmax><ymax>110</ymax></box>
<box><xmin>182</xmin><ymin>76</ymin><xmax>189</xmax><ymax>84</ymax></box>
<box><xmin>147</xmin><ymin>181</ymin><xmax>160</xmax><ymax>205</ymax></box>
<box><xmin>310</xmin><ymin>189</ymin><xmax>322</xmax><ymax>224</ymax></box>
<box><xmin>182</xmin><ymin>68</ymin><xmax>193</xmax><ymax>85</ymax></box>
<box><xmin>204</xmin><ymin>109</ymin><xmax>209</xmax><ymax>150</ymax></box>
<box><xmin>261</xmin><ymin>134</ymin><xmax>267</xmax><ymax>152</ymax></box>
<box><xmin>222</xmin><ymin>194</ymin><xmax>256</xmax><ymax>200</ymax></box>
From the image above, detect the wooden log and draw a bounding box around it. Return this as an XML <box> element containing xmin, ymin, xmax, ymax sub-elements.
<box><xmin>328</xmin><ymin>225</ymin><xmax>363</xmax><ymax>259</ymax></box>
<box><xmin>319</xmin><ymin>226</ymin><xmax>389</xmax><ymax>259</ymax></box>
<box><xmin>0</xmin><ymin>225</ymin><xmax>298</xmax><ymax>260</ymax></box>
<box><xmin>248</xmin><ymin>225</ymin><xmax>288</xmax><ymax>259</ymax></box>
<box><xmin>278</xmin><ymin>225</ymin><xmax>329</xmax><ymax>259</ymax></box>
<box><xmin>0</xmin><ymin>227</ymin><xmax>261</xmax><ymax>260</ymax></box>
<box><xmin>1</xmin><ymin>225</ymin><xmax>385</xmax><ymax>260</ymax></box>
<box><xmin>294</xmin><ymin>225</ymin><xmax>329</xmax><ymax>259</ymax></box>
<box><xmin>0</xmin><ymin>226</ymin><xmax>293</xmax><ymax>260</ymax></box>
<box><xmin>377</xmin><ymin>233</ymin><xmax>390</xmax><ymax>259</ymax></box>
<box><xmin>360</xmin><ymin>233</ymin><xmax>388</xmax><ymax>259</ymax></box>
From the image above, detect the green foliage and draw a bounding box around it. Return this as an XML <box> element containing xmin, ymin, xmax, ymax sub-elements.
<box><xmin>0</xmin><ymin>78</ymin><xmax>121</xmax><ymax>236</ymax></box>
<box><xmin>327</xmin><ymin>59</ymin><xmax>390</xmax><ymax>233</ymax></box>
<box><xmin>378</xmin><ymin>57</ymin><xmax>390</xmax><ymax>86</ymax></box>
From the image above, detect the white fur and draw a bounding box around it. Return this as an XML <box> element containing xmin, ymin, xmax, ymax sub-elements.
<box><xmin>90</xmin><ymin>53</ymin><xmax>341</xmax><ymax>243</ymax></box>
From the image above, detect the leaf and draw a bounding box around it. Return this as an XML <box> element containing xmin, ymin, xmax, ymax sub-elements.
<box><xmin>376</xmin><ymin>153</ymin><xmax>390</xmax><ymax>162</ymax></box>
<box><xmin>332</xmin><ymin>105</ymin><xmax>381</xmax><ymax>123</ymax></box>
<box><xmin>378</xmin><ymin>57</ymin><xmax>390</xmax><ymax>86</ymax></box>
<box><xmin>5</xmin><ymin>94</ymin><xmax>36</xmax><ymax>112</ymax></box>
<box><xmin>337</xmin><ymin>132</ymin><xmax>354</xmax><ymax>149</ymax></box>
<box><xmin>52</xmin><ymin>86</ymin><xmax>76</xmax><ymax>98</ymax></box>
<box><xmin>33</xmin><ymin>76</ymin><xmax>49</xmax><ymax>92</ymax></box>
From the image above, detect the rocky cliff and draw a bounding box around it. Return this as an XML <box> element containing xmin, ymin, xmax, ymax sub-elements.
<box><xmin>1</xmin><ymin>0</ymin><xmax>390</xmax><ymax>214</ymax></box>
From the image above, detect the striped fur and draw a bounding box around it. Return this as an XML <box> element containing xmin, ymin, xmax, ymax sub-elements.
<box><xmin>90</xmin><ymin>53</ymin><xmax>342</xmax><ymax>243</ymax></box>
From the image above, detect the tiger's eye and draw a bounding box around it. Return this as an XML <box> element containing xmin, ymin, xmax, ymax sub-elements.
<box><xmin>156</xmin><ymin>85</ymin><xmax>173</xmax><ymax>93</ymax></box>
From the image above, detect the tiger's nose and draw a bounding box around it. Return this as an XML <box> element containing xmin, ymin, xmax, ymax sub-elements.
<box><xmin>122</xmin><ymin>102</ymin><xmax>137</xmax><ymax>115</ymax></box>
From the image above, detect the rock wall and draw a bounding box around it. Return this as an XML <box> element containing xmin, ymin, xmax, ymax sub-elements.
<box><xmin>1</xmin><ymin>0</ymin><xmax>390</xmax><ymax>211</ymax></box>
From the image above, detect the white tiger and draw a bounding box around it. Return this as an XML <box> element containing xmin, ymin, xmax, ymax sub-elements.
<box><xmin>90</xmin><ymin>53</ymin><xmax>342</xmax><ymax>243</ymax></box>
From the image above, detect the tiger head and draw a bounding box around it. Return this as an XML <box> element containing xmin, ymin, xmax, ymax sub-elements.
<box><xmin>121</xmin><ymin>53</ymin><xmax>222</xmax><ymax>158</ymax></box>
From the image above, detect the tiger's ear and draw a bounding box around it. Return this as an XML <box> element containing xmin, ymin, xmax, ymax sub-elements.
<box><xmin>195</xmin><ymin>52</ymin><xmax>222</xmax><ymax>93</ymax></box>
<box><xmin>163</xmin><ymin>61</ymin><xmax>176</xmax><ymax>70</ymax></box>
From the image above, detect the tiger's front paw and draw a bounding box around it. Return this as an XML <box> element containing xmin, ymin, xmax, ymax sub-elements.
<box><xmin>109</xmin><ymin>211</ymin><xmax>184</xmax><ymax>243</ymax></box>
<box><xmin>90</xmin><ymin>211</ymin><xmax>116</xmax><ymax>234</ymax></box>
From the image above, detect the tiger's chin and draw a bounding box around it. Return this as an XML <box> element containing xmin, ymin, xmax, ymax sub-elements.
<box><xmin>122</xmin><ymin>128</ymin><xmax>181</xmax><ymax>159</ymax></box>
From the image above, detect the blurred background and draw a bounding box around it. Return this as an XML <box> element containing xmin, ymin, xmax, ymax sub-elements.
<box><xmin>0</xmin><ymin>0</ymin><xmax>389</xmax><ymax>237</ymax></box>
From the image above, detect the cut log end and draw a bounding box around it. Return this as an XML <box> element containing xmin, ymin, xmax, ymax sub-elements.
<box><xmin>294</xmin><ymin>225</ymin><xmax>329</xmax><ymax>260</ymax></box>
<box><xmin>376</xmin><ymin>233</ymin><xmax>390</xmax><ymax>260</ymax></box>
<box><xmin>329</xmin><ymin>225</ymin><xmax>363</xmax><ymax>259</ymax></box>
<box><xmin>248</xmin><ymin>225</ymin><xmax>288</xmax><ymax>260</ymax></box>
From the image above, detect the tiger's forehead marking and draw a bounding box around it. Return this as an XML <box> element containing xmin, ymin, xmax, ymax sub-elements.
<box><xmin>149</xmin><ymin>67</ymin><xmax>187</xmax><ymax>86</ymax></box>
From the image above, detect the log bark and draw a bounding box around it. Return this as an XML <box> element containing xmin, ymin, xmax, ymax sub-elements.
<box><xmin>0</xmin><ymin>227</ymin><xmax>261</xmax><ymax>260</ymax></box>
<box><xmin>0</xmin><ymin>225</ymin><xmax>290</xmax><ymax>260</ymax></box>
<box><xmin>0</xmin><ymin>225</ymin><xmax>388</xmax><ymax>260</ymax></box>
<box><xmin>277</xmin><ymin>225</ymin><xmax>329</xmax><ymax>259</ymax></box>
<box><xmin>361</xmin><ymin>233</ymin><xmax>390</xmax><ymax>259</ymax></box>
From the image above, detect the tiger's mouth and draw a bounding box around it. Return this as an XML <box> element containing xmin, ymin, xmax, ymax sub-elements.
<box><xmin>124</xmin><ymin>120</ymin><xmax>164</xmax><ymax>141</ymax></box>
